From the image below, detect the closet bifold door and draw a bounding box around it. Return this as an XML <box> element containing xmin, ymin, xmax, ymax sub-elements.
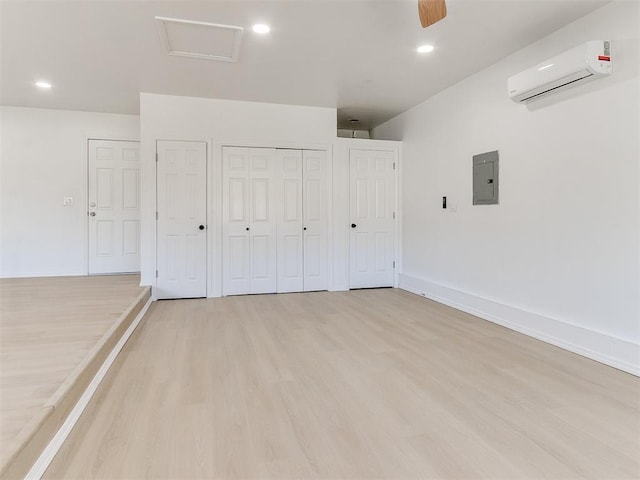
<box><xmin>222</xmin><ymin>146</ymin><xmax>278</xmax><ymax>296</ymax></box>
<box><xmin>248</xmin><ymin>148</ymin><xmax>278</xmax><ymax>294</ymax></box>
<box><xmin>276</xmin><ymin>149</ymin><xmax>328</xmax><ymax>293</ymax></box>
<box><xmin>276</xmin><ymin>150</ymin><xmax>304</xmax><ymax>293</ymax></box>
<box><xmin>302</xmin><ymin>150</ymin><xmax>328</xmax><ymax>292</ymax></box>
<box><xmin>222</xmin><ymin>147</ymin><xmax>251</xmax><ymax>296</ymax></box>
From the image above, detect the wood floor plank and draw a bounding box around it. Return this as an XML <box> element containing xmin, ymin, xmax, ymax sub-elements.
<box><xmin>44</xmin><ymin>289</ymin><xmax>640</xmax><ymax>479</ymax></box>
<box><xmin>0</xmin><ymin>275</ymin><xmax>146</xmax><ymax>457</ymax></box>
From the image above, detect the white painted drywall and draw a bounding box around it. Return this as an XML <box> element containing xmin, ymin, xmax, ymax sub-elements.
<box><xmin>0</xmin><ymin>107</ymin><xmax>139</xmax><ymax>277</ymax></box>
<box><xmin>139</xmin><ymin>93</ymin><xmax>337</xmax><ymax>294</ymax></box>
<box><xmin>371</xmin><ymin>1</ymin><xmax>639</xmax><ymax>373</ymax></box>
<box><xmin>337</xmin><ymin>129</ymin><xmax>370</xmax><ymax>139</ymax></box>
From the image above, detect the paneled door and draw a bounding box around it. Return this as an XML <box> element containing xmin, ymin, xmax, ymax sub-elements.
<box><xmin>222</xmin><ymin>147</ymin><xmax>278</xmax><ymax>295</ymax></box>
<box><xmin>349</xmin><ymin>149</ymin><xmax>396</xmax><ymax>289</ymax></box>
<box><xmin>302</xmin><ymin>150</ymin><xmax>328</xmax><ymax>291</ymax></box>
<box><xmin>249</xmin><ymin>148</ymin><xmax>278</xmax><ymax>293</ymax></box>
<box><xmin>276</xmin><ymin>149</ymin><xmax>304</xmax><ymax>293</ymax></box>
<box><xmin>88</xmin><ymin>139</ymin><xmax>140</xmax><ymax>274</ymax></box>
<box><xmin>276</xmin><ymin>149</ymin><xmax>328</xmax><ymax>293</ymax></box>
<box><xmin>156</xmin><ymin>141</ymin><xmax>207</xmax><ymax>299</ymax></box>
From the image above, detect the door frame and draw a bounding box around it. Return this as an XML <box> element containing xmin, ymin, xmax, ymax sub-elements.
<box><xmin>154</xmin><ymin>140</ymin><xmax>208</xmax><ymax>299</ymax></box>
<box><xmin>86</xmin><ymin>138</ymin><xmax>140</xmax><ymax>275</ymax></box>
<box><xmin>346</xmin><ymin>142</ymin><xmax>402</xmax><ymax>290</ymax></box>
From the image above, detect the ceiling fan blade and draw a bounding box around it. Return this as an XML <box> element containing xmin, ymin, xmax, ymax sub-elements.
<box><xmin>418</xmin><ymin>0</ymin><xmax>447</xmax><ymax>28</ymax></box>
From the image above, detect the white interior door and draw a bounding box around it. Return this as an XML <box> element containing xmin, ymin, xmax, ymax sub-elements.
<box><xmin>349</xmin><ymin>149</ymin><xmax>396</xmax><ymax>289</ymax></box>
<box><xmin>156</xmin><ymin>141</ymin><xmax>207</xmax><ymax>299</ymax></box>
<box><xmin>223</xmin><ymin>147</ymin><xmax>251</xmax><ymax>295</ymax></box>
<box><xmin>302</xmin><ymin>150</ymin><xmax>328</xmax><ymax>292</ymax></box>
<box><xmin>248</xmin><ymin>148</ymin><xmax>278</xmax><ymax>294</ymax></box>
<box><xmin>88</xmin><ymin>139</ymin><xmax>140</xmax><ymax>274</ymax></box>
<box><xmin>276</xmin><ymin>150</ymin><xmax>304</xmax><ymax>293</ymax></box>
<box><xmin>222</xmin><ymin>147</ymin><xmax>277</xmax><ymax>295</ymax></box>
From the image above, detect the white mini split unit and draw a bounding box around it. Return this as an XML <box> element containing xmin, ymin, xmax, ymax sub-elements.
<box><xmin>508</xmin><ymin>40</ymin><xmax>612</xmax><ymax>103</ymax></box>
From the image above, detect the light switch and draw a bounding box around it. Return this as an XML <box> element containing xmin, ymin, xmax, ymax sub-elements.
<box><xmin>63</xmin><ymin>196</ymin><xmax>74</xmax><ymax>206</ymax></box>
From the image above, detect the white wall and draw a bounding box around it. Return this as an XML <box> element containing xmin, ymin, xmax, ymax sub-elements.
<box><xmin>139</xmin><ymin>93</ymin><xmax>337</xmax><ymax>294</ymax></box>
<box><xmin>0</xmin><ymin>107</ymin><xmax>139</xmax><ymax>277</ymax></box>
<box><xmin>372</xmin><ymin>1</ymin><xmax>639</xmax><ymax>374</ymax></box>
<box><xmin>337</xmin><ymin>129</ymin><xmax>370</xmax><ymax>139</ymax></box>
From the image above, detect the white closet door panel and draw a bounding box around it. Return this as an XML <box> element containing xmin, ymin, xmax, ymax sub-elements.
<box><xmin>88</xmin><ymin>140</ymin><xmax>140</xmax><ymax>274</ymax></box>
<box><xmin>228</xmin><ymin>236</ymin><xmax>250</xmax><ymax>279</ymax></box>
<box><xmin>223</xmin><ymin>147</ymin><xmax>251</xmax><ymax>295</ymax></box>
<box><xmin>249</xmin><ymin>148</ymin><xmax>277</xmax><ymax>294</ymax></box>
<box><xmin>252</xmin><ymin>179</ymin><xmax>270</xmax><ymax>221</ymax></box>
<box><xmin>276</xmin><ymin>149</ymin><xmax>303</xmax><ymax>293</ymax></box>
<box><xmin>304</xmin><ymin>234</ymin><xmax>322</xmax><ymax>276</ymax></box>
<box><xmin>224</xmin><ymin>147</ymin><xmax>327</xmax><ymax>296</ymax></box>
<box><xmin>349</xmin><ymin>149</ymin><xmax>395</xmax><ymax>289</ymax></box>
<box><xmin>156</xmin><ymin>141</ymin><xmax>207</xmax><ymax>299</ymax></box>
<box><xmin>283</xmin><ymin>236</ymin><xmax>302</xmax><ymax>278</ymax></box>
<box><xmin>229</xmin><ymin>178</ymin><xmax>248</xmax><ymax>222</ymax></box>
<box><xmin>251</xmin><ymin>235</ymin><xmax>270</xmax><ymax>277</ymax></box>
<box><xmin>302</xmin><ymin>150</ymin><xmax>328</xmax><ymax>292</ymax></box>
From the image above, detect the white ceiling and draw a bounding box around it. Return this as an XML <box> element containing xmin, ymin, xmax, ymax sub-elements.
<box><xmin>0</xmin><ymin>0</ymin><xmax>608</xmax><ymax>130</ymax></box>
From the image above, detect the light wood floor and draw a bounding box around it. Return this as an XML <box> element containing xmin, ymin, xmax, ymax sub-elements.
<box><xmin>0</xmin><ymin>275</ymin><xmax>146</xmax><ymax>459</ymax></box>
<box><xmin>45</xmin><ymin>289</ymin><xmax>640</xmax><ymax>479</ymax></box>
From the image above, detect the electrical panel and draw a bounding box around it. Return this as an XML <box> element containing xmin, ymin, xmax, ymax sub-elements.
<box><xmin>473</xmin><ymin>151</ymin><xmax>499</xmax><ymax>205</ymax></box>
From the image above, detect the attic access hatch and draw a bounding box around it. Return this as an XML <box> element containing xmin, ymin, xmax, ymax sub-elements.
<box><xmin>155</xmin><ymin>17</ymin><xmax>243</xmax><ymax>62</ymax></box>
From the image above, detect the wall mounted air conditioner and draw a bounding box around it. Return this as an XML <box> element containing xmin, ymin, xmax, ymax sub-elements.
<box><xmin>508</xmin><ymin>40</ymin><xmax>612</xmax><ymax>103</ymax></box>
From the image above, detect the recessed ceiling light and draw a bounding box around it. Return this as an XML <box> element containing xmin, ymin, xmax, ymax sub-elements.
<box><xmin>349</xmin><ymin>119</ymin><xmax>359</xmax><ymax>124</ymax></box>
<box><xmin>252</xmin><ymin>24</ymin><xmax>270</xmax><ymax>34</ymax></box>
<box><xmin>417</xmin><ymin>44</ymin><xmax>435</xmax><ymax>54</ymax></box>
<box><xmin>35</xmin><ymin>80</ymin><xmax>52</xmax><ymax>89</ymax></box>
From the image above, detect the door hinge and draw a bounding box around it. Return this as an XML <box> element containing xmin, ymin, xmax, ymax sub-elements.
<box><xmin>393</xmin><ymin>261</ymin><xmax>396</xmax><ymax>269</ymax></box>
<box><xmin>155</xmin><ymin>270</ymin><xmax>158</xmax><ymax>278</ymax></box>
<box><xmin>393</xmin><ymin>211</ymin><xmax>396</xmax><ymax>219</ymax></box>
<box><xmin>156</xmin><ymin>212</ymin><xmax>158</xmax><ymax>220</ymax></box>
<box><xmin>393</xmin><ymin>162</ymin><xmax>396</xmax><ymax>170</ymax></box>
<box><xmin>155</xmin><ymin>153</ymin><xmax>158</xmax><ymax>163</ymax></box>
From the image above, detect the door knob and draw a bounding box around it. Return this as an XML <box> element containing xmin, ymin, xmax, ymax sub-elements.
<box><xmin>199</xmin><ymin>225</ymin><xmax>205</xmax><ymax>230</ymax></box>
<box><xmin>351</xmin><ymin>223</ymin><xmax>356</xmax><ymax>228</ymax></box>
<box><xmin>303</xmin><ymin>227</ymin><xmax>307</xmax><ymax>231</ymax></box>
<box><xmin>246</xmin><ymin>227</ymin><xmax>250</xmax><ymax>231</ymax></box>
<box><xmin>89</xmin><ymin>212</ymin><xmax>96</xmax><ymax>217</ymax></box>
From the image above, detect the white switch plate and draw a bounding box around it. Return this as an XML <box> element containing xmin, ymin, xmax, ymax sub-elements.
<box><xmin>63</xmin><ymin>196</ymin><xmax>73</xmax><ymax>206</ymax></box>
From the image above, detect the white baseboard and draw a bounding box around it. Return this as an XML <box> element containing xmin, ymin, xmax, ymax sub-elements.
<box><xmin>0</xmin><ymin>272</ymin><xmax>85</xmax><ymax>279</ymax></box>
<box><xmin>25</xmin><ymin>297</ymin><xmax>154</xmax><ymax>480</ymax></box>
<box><xmin>399</xmin><ymin>273</ymin><xmax>639</xmax><ymax>377</ymax></box>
